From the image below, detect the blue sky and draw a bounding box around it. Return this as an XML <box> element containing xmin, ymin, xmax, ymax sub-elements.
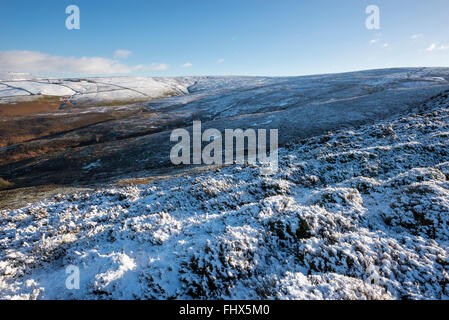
<box><xmin>0</xmin><ymin>0</ymin><xmax>448</xmax><ymax>77</ymax></box>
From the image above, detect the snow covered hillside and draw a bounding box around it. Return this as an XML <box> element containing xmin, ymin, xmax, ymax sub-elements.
<box><xmin>1</xmin><ymin>89</ymin><xmax>448</xmax><ymax>299</ymax></box>
<box><xmin>0</xmin><ymin>74</ymin><xmax>194</xmax><ymax>105</ymax></box>
<box><xmin>2</xmin><ymin>68</ymin><xmax>449</xmax><ymax>190</ymax></box>
<box><xmin>0</xmin><ymin>72</ymin><xmax>38</xmax><ymax>81</ymax></box>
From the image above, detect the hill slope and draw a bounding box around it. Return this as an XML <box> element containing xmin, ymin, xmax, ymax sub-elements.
<box><xmin>1</xmin><ymin>68</ymin><xmax>449</xmax><ymax>190</ymax></box>
<box><xmin>1</xmin><ymin>89</ymin><xmax>448</xmax><ymax>299</ymax></box>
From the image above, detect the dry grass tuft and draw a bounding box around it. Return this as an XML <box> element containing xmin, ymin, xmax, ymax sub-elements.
<box><xmin>0</xmin><ymin>178</ymin><xmax>14</xmax><ymax>190</ymax></box>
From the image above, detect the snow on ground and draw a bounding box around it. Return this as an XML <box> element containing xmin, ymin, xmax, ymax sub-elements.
<box><xmin>0</xmin><ymin>72</ymin><xmax>39</xmax><ymax>81</ymax></box>
<box><xmin>0</xmin><ymin>81</ymin><xmax>76</xmax><ymax>96</ymax></box>
<box><xmin>1</xmin><ymin>90</ymin><xmax>448</xmax><ymax>300</ymax></box>
<box><xmin>0</xmin><ymin>75</ymin><xmax>195</xmax><ymax>105</ymax></box>
<box><xmin>2</xmin><ymin>68</ymin><xmax>449</xmax><ymax>108</ymax></box>
<box><xmin>67</xmin><ymin>77</ymin><xmax>194</xmax><ymax>105</ymax></box>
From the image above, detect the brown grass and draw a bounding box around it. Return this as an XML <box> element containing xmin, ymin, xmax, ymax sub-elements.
<box><xmin>0</xmin><ymin>95</ymin><xmax>68</xmax><ymax>117</ymax></box>
<box><xmin>0</xmin><ymin>109</ymin><xmax>137</xmax><ymax>149</ymax></box>
<box><xmin>0</xmin><ymin>178</ymin><xmax>13</xmax><ymax>190</ymax></box>
<box><xmin>115</xmin><ymin>177</ymin><xmax>156</xmax><ymax>187</ymax></box>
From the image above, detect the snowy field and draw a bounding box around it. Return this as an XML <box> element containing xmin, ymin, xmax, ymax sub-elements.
<box><xmin>2</xmin><ymin>68</ymin><xmax>449</xmax><ymax>191</ymax></box>
<box><xmin>1</xmin><ymin>68</ymin><xmax>449</xmax><ymax>110</ymax></box>
<box><xmin>0</xmin><ymin>72</ymin><xmax>194</xmax><ymax>106</ymax></box>
<box><xmin>1</xmin><ymin>87</ymin><xmax>448</xmax><ymax>299</ymax></box>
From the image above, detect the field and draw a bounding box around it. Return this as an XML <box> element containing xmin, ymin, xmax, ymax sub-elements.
<box><xmin>0</xmin><ymin>68</ymin><xmax>448</xmax><ymax>299</ymax></box>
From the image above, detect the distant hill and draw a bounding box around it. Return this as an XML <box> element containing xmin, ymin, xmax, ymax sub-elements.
<box><xmin>0</xmin><ymin>72</ymin><xmax>38</xmax><ymax>81</ymax></box>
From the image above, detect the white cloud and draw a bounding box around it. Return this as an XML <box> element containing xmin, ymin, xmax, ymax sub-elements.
<box><xmin>426</xmin><ymin>43</ymin><xmax>437</xmax><ymax>51</ymax></box>
<box><xmin>181</xmin><ymin>62</ymin><xmax>193</xmax><ymax>68</ymax></box>
<box><xmin>133</xmin><ymin>63</ymin><xmax>169</xmax><ymax>71</ymax></box>
<box><xmin>0</xmin><ymin>50</ymin><xmax>133</xmax><ymax>75</ymax></box>
<box><xmin>0</xmin><ymin>50</ymin><xmax>170</xmax><ymax>75</ymax></box>
<box><xmin>423</xmin><ymin>42</ymin><xmax>449</xmax><ymax>51</ymax></box>
<box><xmin>114</xmin><ymin>50</ymin><xmax>132</xmax><ymax>59</ymax></box>
<box><xmin>149</xmin><ymin>63</ymin><xmax>169</xmax><ymax>71</ymax></box>
<box><xmin>217</xmin><ymin>58</ymin><xmax>225</xmax><ymax>64</ymax></box>
<box><xmin>369</xmin><ymin>38</ymin><xmax>389</xmax><ymax>47</ymax></box>
<box><xmin>411</xmin><ymin>33</ymin><xmax>423</xmax><ymax>39</ymax></box>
